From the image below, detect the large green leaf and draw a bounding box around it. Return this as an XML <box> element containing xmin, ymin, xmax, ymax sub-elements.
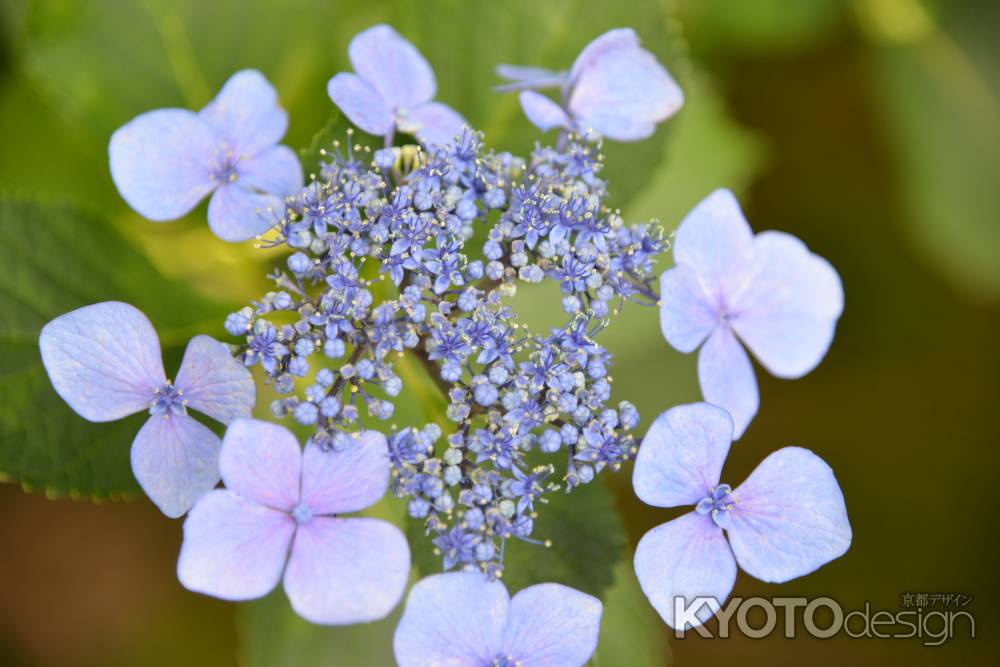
<box><xmin>592</xmin><ymin>559</ymin><xmax>672</xmax><ymax>666</ymax></box>
<box><xmin>0</xmin><ymin>197</ymin><xmax>230</xmax><ymax>498</ymax></box>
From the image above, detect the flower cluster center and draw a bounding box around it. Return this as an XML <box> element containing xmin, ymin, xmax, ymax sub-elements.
<box><xmin>149</xmin><ymin>383</ymin><xmax>187</xmax><ymax>416</ymax></box>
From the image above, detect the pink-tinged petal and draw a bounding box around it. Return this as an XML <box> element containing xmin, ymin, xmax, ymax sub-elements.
<box><xmin>698</xmin><ymin>327</ymin><xmax>759</xmax><ymax>440</ymax></box>
<box><xmin>633</xmin><ymin>512</ymin><xmax>737</xmax><ymax>630</ymax></box>
<box><xmin>502</xmin><ymin>583</ymin><xmax>602</xmax><ymax>666</ymax></box>
<box><xmin>673</xmin><ymin>189</ymin><xmax>756</xmax><ymax>308</ymax></box>
<box><xmin>199</xmin><ymin>70</ymin><xmax>288</xmax><ymax>158</ymax></box>
<box><xmin>109</xmin><ymin>109</ymin><xmax>218</xmax><ymax>221</ymax></box>
<box><xmin>327</xmin><ymin>72</ymin><xmax>395</xmax><ymax>136</ymax></box>
<box><xmin>394</xmin><ymin>572</ymin><xmax>508</xmax><ymax>667</ymax></box>
<box><xmin>174</xmin><ymin>335</ymin><xmax>255</xmax><ymax>425</ymax></box>
<box><xmin>348</xmin><ymin>24</ymin><xmax>436</xmax><ymax>109</ymax></box>
<box><xmin>219</xmin><ymin>418</ymin><xmax>301</xmax><ymax>511</ymax></box>
<box><xmin>495</xmin><ymin>64</ymin><xmax>567</xmax><ymax>92</ymax></box>
<box><xmin>300</xmin><ymin>431</ymin><xmax>390</xmax><ymax>515</ymax></box>
<box><xmin>405</xmin><ymin>101</ymin><xmax>467</xmax><ymax>147</ymax></box>
<box><xmin>237</xmin><ymin>145</ymin><xmax>303</xmax><ymax>198</ymax></box>
<box><xmin>727</xmin><ymin>447</ymin><xmax>852</xmax><ymax>583</ymax></box>
<box><xmin>131</xmin><ymin>413</ymin><xmax>221</xmax><ymax>518</ymax></box>
<box><xmin>284</xmin><ymin>517</ymin><xmax>410</xmax><ymax>625</ymax></box>
<box><xmin>517</xmin><ymin>91</ymin><xmax>570</xmax><ymax>133</ymax></box>
<box><xmin>731</xmin><ymin>231</ymin><xmax>845</xmax><ymax>378</ymax></box>
<box><xmin>569</xmin><ymin>28</ymin><xmax>641</xmax><ymax>83</ymax></box>
<box><xmin>177</xmin><ymin>489</ymin><xmax>294</xmax><ymax>600</ymax></box>
<box><xmin>633</xmin><ymin>403</ymin><xmax>733</xmax><ymax>509</ymax></box>
<box><xmin>39</xmin><ymin>301</ymin><xmax>165</xmax><ymax>422</ymax></box>
<box><xmin>207</xmin><ymin>183</ymin><xmax>281</xmax><ymax>242</ymax></box>
<box><xmin>659</xmin><ymin>265</ymin><xmax>718</xmax><ymax>353</ymax></box>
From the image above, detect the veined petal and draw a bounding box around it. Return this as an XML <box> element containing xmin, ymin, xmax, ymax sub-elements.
<box><xmin>219</xmin><ymin>418</ymin><xmax>301</xmax><ymax>512</ymax></box>
<box><xmin>405</xmin><ymin>101</ymin><xmax>467</xmax><ymax>147</ymax></box>
<box><xmin>394</xmin><ymin>572</ymin><xmax>507</xmax><ymax>667</ymax></box>
<box><xmin>632</xmin><ymin>403</ymin><xmax>733</xmax><ymax>509</ymax></box>
<box><xmin>284</xmin><ymin>517</ymin><xmax>409</xmax><ymax>625</ymax></box>
<box><xmin>728</xmin><ymin>447</ymin><xmax>852</xmax><ymax>583</ymax></box>
<box><xmin>349</xmin><ymin>24</ymin><xmax>436</xmax><ymax>109</ymax></box>
<box><xmin>131</xmin><ymin>413</ymin><xmax>221</xmax><ymax>518</ymax></box>
<box><xmin>300</xmin><ymin>431</ymin><xmax>390</xmax><ymax>515</ymax></box>
<box><xmin>517</xmin><ymin>91</ymin><xmax>570</xmax><ymax>133</ymax></box>
<box><xmin>659</xmin><ymin>264</ymin><xmax>718</xmax><ymax>353</ymax></box>
<box><xmin>569</xmin><ymin>28</ymin><xmax>641</xmax><ymax>83</ymax></box>
<box><xmin>237</xmin><ymin>145</ymin><xmax>303</xmax><ymax>198</ymax></box>
<box><xmin>207</xmin><ymin>183</ymin><xmax>281</xmax><ymax>242</ymax></box>
<box><xmin>501</xmin><ymin>583</ymin><xmax>602</xmax><ymax>666</ymax></box>
<box><xmin>633</xmin><ymin>512</ymin><xmax>737</xmax><ymax>630</ymax></box>
<box><xmin>327</xmin><ymin>72</ymin><xmax>395</xmax><ymax>136</ymax></box>
<box><xmin>109</xmin><ymin>109</ymin><xmax>218</xmax><ymax>221</ymax></box>
<box><xmin>698</xmin><ymin>327</ymin><xmax>759</xmax><ymax>440</ymax></box>
<box><xmin>199</xmin><ymin>69</ymin><xmax>288</xmax><ymax>158</ymax></box>
<box><xmin>39</xmin><ymin>301</ymin><xmax>166</xmax><ymax>422</ymax></box>
<box><xmin>177</xmin><ymin>489</ymin><xmax>294</xmax><ymax>600</ymax></box>
<box><xmin>174</xmin><ymin>335</ymin><xmax>255</xmax><ymax>425</ymax></box>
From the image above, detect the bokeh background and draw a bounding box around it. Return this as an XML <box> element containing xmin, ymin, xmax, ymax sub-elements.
<box><xmin>1</xmin><ymin>0</ymin><xmax>997</xmax><ymax>665</ymax></box>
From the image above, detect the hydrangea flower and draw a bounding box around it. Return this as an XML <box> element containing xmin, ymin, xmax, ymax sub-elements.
<box><xmin>109</xmin><ymin>70</ymin><xmax>303</xmax><ymax>242</ymax></box>
<box><xmin>659</xmin><ymin>189</ymin><xmax>844</xmax><ymax>438</ymax></box>
<box><xmin>327</xmin><ymin>24</ymin><xmax>466</xmax><ymax>147</ymax></box>
<box><xmin>39</xmin><ymin>301</ymin><xmax>255</xmax><ymax>517</ymax></box>
<box><xmin>393</xmin><ymin>571</ymin><xmax>602</xmax><ymax>667</ymax></box>
<box><xmin>497</xmin><ymin>28</ymin><xmax>683</xmax><ymax>141</ymax></box>
<box><xmin>177</xmin><ymin>418</ymin><xmax>409</xmax><ymax>624</ymax></box>
<box><xmin>631</xmin><ymin>402</ymin><xmax>851</xmax><ymax>629</ymax></box>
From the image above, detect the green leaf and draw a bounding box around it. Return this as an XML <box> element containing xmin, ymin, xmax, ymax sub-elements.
<box><xmin>592</xmin><ymin>559</ymin><xmax>672</xmax><ymax>667</ymax></box>
<box><xmin>0</xmin><ymin>197</ymin><xmax>230</xmax><ymax>499</ymax></box>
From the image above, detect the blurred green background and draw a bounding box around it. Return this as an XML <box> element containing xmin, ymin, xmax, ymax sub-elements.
<box><xmin>0</xmin><ymin>0</ymin><xmax>997</xmax><ymax>665</ymax></box>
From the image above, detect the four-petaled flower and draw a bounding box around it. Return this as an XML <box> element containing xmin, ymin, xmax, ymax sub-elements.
<box><xmin>659</xmin><ymin>189</ymin><xmax>844</xmax><ymax>438</ymax></box>
<box><xmin>631</xmin><ymin>402</ymin><xmax>851</xmax><ymax>629</ymax></box>
<box><xmin>394</xmin><ymin>571</ymin><xmax>602</xmax><ymax>667</ymax></box>
<box><xmin>39</xmin><ymin>302</ymin><xmax>255</xmax><ymax>517</ymax></box>
<box><xmin>177</xmin><ymin>419</ymin><xmax>410</xmax><ymax>624</ymax></box>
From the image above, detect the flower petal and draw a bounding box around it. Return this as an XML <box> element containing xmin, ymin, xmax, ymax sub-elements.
<box><xmin>177</xmin><ymin>489</ymin><xmax>294</xmax><ymax>600</ymax></box>
<box><xmin>731</xmin><ymin>231</ymin><xmax>845</xmax><ymax>378</ymax></box>
<box><xmin>698</xmin><ymin>326</ymin><xmax>759</xmax><ymax>440</ymax></box>
<box><xmin>633</xmin><ymin>512</ymin><xmax>737</xmax><ymax>630</ymax></box>
<box><xmin>394</xmin><ymin>571</ymin><xmax>507</xmax><ymax>667</ymax></box>
<box><xmin>327</xmin><ymin>72</ymin><xmax>395</xmax><ymax>136</ymax></box>
<box><xmin>109</xmin><ymin>109</ymin><xmax>218</xmax><ymax>221</ymax></box>
<box><xmin>284</xmin><ymin>517</ymin><xmax>409</xmax><ymax>625</ymax></box>
<box><xmin>501</xmin><ymin>583</ymin><xmax>602</xmax><ymax>666</ymax></box>
<box><xmin>348</xmin><ymin>24</ymin><xmax>436</xmax><ymax>109</ymax></box>
<box><xmin>405</xmin><ymin>101</ymin><xmax>467</xmax><ymax>147</ymax></box>
<box><xmin>174</xmin><ymin>335</ymin><xmax>255</xmax><ymax>425</ymax></box>
<box><xmin>207</xmin><ymin>183</ymin><xmax>281</xmax><ymax>242</ymax></box>
<box><xmin>495</xmin><ymin>64</ymin><xmax>567</xmax><ymax>92</ymax></box>
<box><xmin>727</xmin><ymin>447</ymin><xmax>852</xmax><ymax>583</ymax></box>
<box><xmin>199</xmin><ymin>69</ymin><xmax>288</xmax><ymax>158</ymax></box>
<box><xmin>300</xmin><ymin>430</ymin><xmax>390</xmax><ymax>515</ymax></box>
<box><xmin>131</xmin><ymin>413</ymin><xmax>221</xmax><ymax>518</ymax></box>
<box><xmin>219</xmin><ymin>418</ymin><xmax>301</xmax><ymax>511</ymax></box>
<box><xmin>237</xmin><ymin>145</ymin><xmax>303</xmax><ymax>197</ymax></box>
<box><xmin>659</xmin><ymin>264</ymin><xmax>718</xmax><ymax>353</ymax></box>
<box><xmin>632</xmin><ymin>403</ymin><xmax>733</xmax><ymax>509</ymax></box>
<box><xmin>517</xmin><ymin>91</ymin><xmax>570</xmax><ymax>133</ymax></box>
<box><xmin>39</xmin><ymin>301</ymin><xmax>165</xmax><ymax>422</ymax></box>
<box><xmin>569</xmin><ymin>28</ymin><xmax>640</xmax><ymax>83</ymax></box>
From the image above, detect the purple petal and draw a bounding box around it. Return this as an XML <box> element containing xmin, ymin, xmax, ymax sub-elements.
<box><xmin>517</xmin><ymin>91</ymin><xmax>570</xmax><ymax>133</ymax></box>
<box><xmin>207</xmin><ymin>183</ymin><xmax>281</xmax><ymax>242</ymax></box>
<box><xmin>327</xmin><ymin>72</ymin><xmax>394</xmax><ymax>136</ymax></box>
<box><xmin>731</xmin><ymin>231</ymin><xmax>845</xmax><ymax>378</ymax></box>
<box><xmin>633</xmin><ymin>512</ymin><xmax>737</xmax><ymax>630</ymax></box>
<box><xmin>284</xmin><ymin>517</ymin><xmax>409</xmax><ymax>625</ymax></box>
<box><xmin>501</xmin><ymin>583</ymin><xmax>602</xmax><ymax>665</ymax></box>
<box><xmin>219</xmin><ymin>418</ymin><xmax>301</xmax><ymax>511</ymax></box>
<box><xmin>659</xmin><ymin>264</ymin><xmax>718</xmax><ymax>353</ymax></box>
<box><xmin>39</xmin><ymin>301</ymin><xmax>165</xmax><ymax>422</ymax></box>
<box><xmin>177</xmin><ymin>489</ymin><xmax>295</xmax><ymax>600</ymax></box>
<box><xmin>673</xmin><ymin>189</ymin><xmax>756</xmax><ymax>308</ymax></box>
<box><xmin>131</xmin><ymin>413</ymin><xmax>221</xmax><ymax>518</ymax></box>
<box><xmin>569</xmin><ymin>28</ymin><xmax>641</xmax><ymax>83</ymax></box>
<box><xmin>405</xmin><ymin>101</ymin><xmax>467</xmax><ymax>147</ymax></box>
<box><xmin>495</xmin><ymin>64</ymin><xmax>567</xmax><ymax>92</ymax></box>
<box><xmin>348</xmin><ymin>24</ymin><xmax>435</xmax><ymax>109</ymax></box>
<box><xmin>698</xmin><ymin>327</ymin><xmax>759</xmax><ymax>440</ymax></box>
<box><xmin>632</xmin><ymin>403</ymin><xmax>733</xmax><ymax>509</ymax></box>
<box><xmin>300</xmin><ymin>431</ymin><xmax>390</xmax><ymax>515</ymax></box>
<box><xmin>237</xmin><ymin>145</ymin><xmax>303</xmax><ymax>198</ymax></box>
<box><xmin>174</xmin><ymin>335</ymin><xmax>255</xmax><ymax>425</ymax></box>
<box><xmin>109</xmin><ymin>109</ymin><xmax>218</xmax><ymax>221</ymax></box>
<box><xmin>727</xmin><ymin>447</ymin><xmax>852</xmax><ymax>583</ymax></box>
<box><xmin>199</xmin><ymin>69</ymin><xmax>288</xmax><ymax>158</ymax></box>
<box><xmin>394</xmin><ymin>572</ymin><xmax>508</xmax><ymax>667</ymax></box>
